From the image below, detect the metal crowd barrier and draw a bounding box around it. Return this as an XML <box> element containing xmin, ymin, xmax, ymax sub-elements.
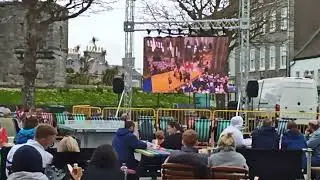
<box><xmin>72</xmin><ymin>105</ymin><xmax>102</xmax><ymax>118</ymax></box>
<box><xmin>156</xmin><ymin>108</ymin><xmax>212</xmax><ymax>129</ymax></box>
<box><xmin>102</xmin><ymin>107</ymin><xmax>156</xmax><ymax>122</ymax></box>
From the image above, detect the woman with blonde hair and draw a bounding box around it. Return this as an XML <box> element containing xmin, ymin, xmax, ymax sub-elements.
<box><xmin>57</xmin><ymin>136</ymin><xmax>80</xmax><ymax>152</ymax></box>
<box><xmin>208</xmin><ymin>132</ymin><xmax>248</xmax><ymax>169</ymax></box>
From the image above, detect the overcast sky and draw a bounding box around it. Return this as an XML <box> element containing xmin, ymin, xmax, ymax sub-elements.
<box><xmin>68</xmin><ymin>0</ymin><xmax>146</xmax><ymax>73</ymax></box>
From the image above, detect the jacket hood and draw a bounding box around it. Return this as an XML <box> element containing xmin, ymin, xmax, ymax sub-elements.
<box><xmin>19</xmin><ymin>128</ymin><xmax>35</xmax><ymax>135</ymax></box>
<box><xmin>283</xmin><ymin>130</ymin><xmax>303</xmax><ymax>140</ymax></box>
<box><xmin>116</xmin><ymin>128</ymin><xmax>132</xmax><ymax>136</ymax></box>
<box><xmin>7</xmin><ymin>171</ymin><xmax>48</xmax><ymax>180</ymax></box>
<box><xmin>231</xmin><ymin>116</ymin><xmax>244</xmax><ymax>130</ymax></box>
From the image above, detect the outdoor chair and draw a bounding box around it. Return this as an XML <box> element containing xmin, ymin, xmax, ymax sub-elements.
<box><xmin>159</xmin><ymin>116</ymin><xmax>175</xmax><ymax>135</ymax></box>
<box><xmin>73</xmin><ymin>114</ymin><xmax>86</xmax><ymax>121</ymax></box>
<box><xmin>138</xmin><ymin>116</ymin><xmax>155</xmax><ymax>142</ymax></box>
<box><xmin>55</xmin><ymin>113</ymin><xmax>68</xmax><ymax>124</ymax></box>
<box><xmin>106</xmin><ymin>116</ymin><xmax>121</xmax><ymax>121</ymax></box>
<box><xmin>210</xmin><ymin>166</ymin><xmax>249</xmax><ymax>180</ymax></box>
<box><xmin>162</xmin><ymin>163</ymin><xmax>197</xmax><ymax>179</ymax></box>
<box><xmin>277</xmin><ymin>119</ymin><xmax>289</xmax><ymax>135</ymax></box>
<box><xmin>195</xmin><ymin>118</ymin><xmax>212</xmax><ymax>144</ymax></box>
<box><xmin>215</xmin><ymin>119</ymin><xmax>231</xmax><ymax>141</ymax></box>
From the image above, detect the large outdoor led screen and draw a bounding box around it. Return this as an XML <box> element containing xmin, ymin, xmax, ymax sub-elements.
<box><xmin>143</xmin><ymin>36</ymin><xmax>230</xmax><ymax>93</ymax></box>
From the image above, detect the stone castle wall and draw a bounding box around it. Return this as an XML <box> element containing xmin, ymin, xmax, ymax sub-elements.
<box><xmin>0</xmin><ymin>2</ymin><xmax>68</xmax><ymax>87</ymax></box>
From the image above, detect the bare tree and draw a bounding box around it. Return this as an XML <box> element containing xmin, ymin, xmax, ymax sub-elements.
<box><xmin>6</xmin><ymin>0</ymin><xmax>115</xmax><ymax>108</ymax></box>
<box><xmin>140</xmin><ymin>0</ymin><xmax>281</xmax><ymax>51</ymax></box>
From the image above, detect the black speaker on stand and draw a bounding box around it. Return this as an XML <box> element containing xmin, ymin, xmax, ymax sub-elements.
<box><xmin>246</xmin><ymin>80</ymin><xmax>259</xmax><ymax>110</ymax></box>
<box><xmin>246</xmin><ymin>80</ymin><xmax>259</xmax><ymax>98</ymax></box>
<box><xmin>113</xmin><ymin>77</ymin><xmax>125</xmax><ymax>103</ymax></box>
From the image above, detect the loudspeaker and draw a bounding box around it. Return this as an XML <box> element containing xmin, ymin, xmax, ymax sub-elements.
<box><xmin>246</xmin><ymin>80</ymin><xmax>259</xmax><ymax>98</ymax></box>
<box><xmin>113</xmin><ymin>77</ymin><xmax>124</xmax><ymax>94</ymax></box>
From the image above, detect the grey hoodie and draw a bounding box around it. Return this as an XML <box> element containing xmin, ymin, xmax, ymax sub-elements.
<box><xmin>208</xmin><ymin>147</ymin><xmax>248</xmax><ymax>169</ymax></box>
<box><xmin>7</xmin><ymin>171</ymin><xmax>48</xmax><ymax>180</ymax></box>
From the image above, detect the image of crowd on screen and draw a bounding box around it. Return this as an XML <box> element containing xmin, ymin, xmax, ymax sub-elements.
<box><xmin>178</xmin><ymin>73</ymin><xmax>229</xmax><ymax>94</ymax></box>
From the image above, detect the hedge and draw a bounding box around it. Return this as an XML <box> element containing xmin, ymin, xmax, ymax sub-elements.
<box><xmin>0</xmin><ymin>88</ymin><xmax>192</xmax><ymax>108</ymax></box>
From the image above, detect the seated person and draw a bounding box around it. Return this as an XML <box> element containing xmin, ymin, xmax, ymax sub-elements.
<box><xmin>281</xmin><ymin>120</ymin><xmax>307</xmax><ymax>170</ymax></box>
<box><xmin>82</xmin><ymin>144</ymin><xmax>123</xmax><ymax>180</ymax></box>
<box><xmin>221</xmin><ymin>116</ymin><xmax>249</xmax><ymax>148</ymax></box>
<box><xmin>251</xmin><ymin>118</ymin><xmax>280</xmax><ymax>149</ymax></box>
<box><xmin>7</xmin><ymin>124</ymin><xmax>57</xmax><ymax>174</ymax></box>
<box><xmin>282</xmin><ymin>120</ymin><xmax>307</xmax><ymax>149</ymax></box>
<box><xmin>112</xmin><ymin>121</ymin><xmax>147</xmax><ymax>170</ymax></box>
<box><xmin>305</xmin><ymin>120</ymin><xmax>320</xmax><ymax>166</ymax></box>
<box><xmin>57</xmin><ymin>136</ymin><xmax>80</xmax><ymax>153</ymax></box>
<box><xmin>7</xmin><ymin>145</ymin><xmax>48</xmax><ymax>180</ymax></box>
<box><xmin>208</xmin><ymin>133</ymin><xmax>248</xmax><ymax>169</ymax></box>
<box><xmin>53</xmin><ymin>136</ymin><xmax>82</xmax><ymax>169</ymax></box>
<box><xmin>153</xmin><ymin>130</ymin><xmax>165</xmax><ymax>146</ymax></box>
<box><xmin>166</xmin><ymin>129</ymin><xmax>209</xmax><ymax>178</ymax></box>
<box><xmin>14</xmin><ymin>116</ymin><xmax>39</xmax><ymax>144</ymax></box>
<box><xmin>160</xmin><ymin>121</ymin><xmax>182</xmax><ymax>150</ymax></box>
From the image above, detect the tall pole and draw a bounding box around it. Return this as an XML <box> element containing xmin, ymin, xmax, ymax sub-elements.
<box><xmin>240</xmin><ymin>0</ymin><xmax>250</xmax><ymax>110</ymax></box>
<box><xmin>286</xmin><ymin>0</ymin><xmax>291</xmax><ymax>77</ymax></box>
<box><xmin>123</xmin><ymin>0</ymin><xmax>135</xmax><ymax>118</ymax></box>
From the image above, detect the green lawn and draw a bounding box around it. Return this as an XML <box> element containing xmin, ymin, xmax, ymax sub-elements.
<box><xmin>0</xmin><ymin>88</ymin><xmax>192</xmax><ymax>108</ymax></box>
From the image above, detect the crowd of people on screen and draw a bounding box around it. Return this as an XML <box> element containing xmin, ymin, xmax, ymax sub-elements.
<box><xmin>2</xmin><ymin>105</ymin><xmax>320</xmax><ymax>179</ymax></box>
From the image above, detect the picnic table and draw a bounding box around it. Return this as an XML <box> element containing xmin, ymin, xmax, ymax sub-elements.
<box><xmin>135</xmin><ymin>147</ymin><xmax>171</xmax><ymax>157</ymax></box>
<box><xmin>135</xmin><ymin>143</ymin><xmax>172</xmax><ymax>179</ymax></box>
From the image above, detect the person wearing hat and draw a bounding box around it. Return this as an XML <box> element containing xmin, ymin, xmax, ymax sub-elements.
<box><xmin>7</xmin><ymin>145</ymin><xmax>48</xmax><ymax>180</ymax></box>
<box><xmin>220</xmin><ymin>116</ymin><xmax>248</xmax><ymax>148</ymax></box>
<box><xmin>305</xmin><ymin>120</ymin><xmax>320</xmax><ymax>166</ymax></box>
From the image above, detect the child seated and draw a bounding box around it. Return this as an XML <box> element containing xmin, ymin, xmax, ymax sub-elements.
<box><xmin>153</xmin><ymin>130</ymin><xmax>165</xmax><ymax>146</ymax></box>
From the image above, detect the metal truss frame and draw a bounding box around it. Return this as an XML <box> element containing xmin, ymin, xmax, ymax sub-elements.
<box><xmin>123</xmin><ymin>0</ymin><xmax>250</xmax><ymax>115</ymax></box>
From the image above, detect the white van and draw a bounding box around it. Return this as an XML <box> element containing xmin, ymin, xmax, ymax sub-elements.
<box><xmin>253</xmin><ymin>77</ymin><xmax>318</xmax><ymax>124</ymax></box>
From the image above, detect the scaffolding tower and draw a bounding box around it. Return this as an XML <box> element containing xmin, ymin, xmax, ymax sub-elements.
<box><xmin>123</xmin><ymin>0</ymin><xmax>250</xmax><ymax>116</ymax></box>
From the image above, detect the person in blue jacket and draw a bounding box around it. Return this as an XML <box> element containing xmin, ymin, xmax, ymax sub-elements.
<box><xmin>251</xmin><ymin>118</ymin><xmax>280</xmax><ymax>149</ymax></box>
<box><xmin>14</xmin><ymin>116</ymin><xmax>39</xmax><ymax>144</ymax></box>
<box><xmin>281</xmin><ymin>120</ymin><xmax>307</xmax><ymax>168</ymax></box>
<box><xmin>112</xmin><ymin>121</ymin><xmax>147</xmax><ymax>170</ymax></box>
<box><xmin>305</xmin><ymin>120</ymin><xmax>320</xmax><ymax>166</ymax></box>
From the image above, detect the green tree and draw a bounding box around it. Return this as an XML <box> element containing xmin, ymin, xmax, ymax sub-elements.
<box><xmin>102</xmin><ymin>67</ymin><xmax>119</xmax><ymax>86</ymax></box>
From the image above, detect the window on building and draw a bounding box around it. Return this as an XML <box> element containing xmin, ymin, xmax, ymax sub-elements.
<box><xmin>281</xmin><ymin>7</ymin><xmax>288</xmax><ymax>30</ymax></box>
<box><xmin>260</xmin><ymin>13</ymin><xmax>267</xmax><ymax>34</ymax></box>
<box><xmin>260</xmin><ymin>47</ymin><xmax>265</xmax><ymax>70</ymax></box>
<box><xmin>251</xmin><ymin>16</ymin><xmax>257</xmax><ymax>31</ymax></box>
<box><xmin>304</xmin><ymin>70</ymin><xmax>309</xmax><ymax>77</ymax></box>
<box><xmin>310</xmin><ymin>70</ymin><xmax>315</xmax><ymax>79</ymax></box>
<box><xmin>269</xmin><ymin>10</ymin><xmax>276</xmax><ymax>32</ymax></box>
<box><xmin>296</xmin><ymin>71</ymin><xmax>300</xmax><ymax>77</ymax></box>
<box><xmin>269</xmin><ymin>46</ymin><xmax>276</xmax><ymax>69</ymax></box>
<box><xmin>250</xmin><ymin>48</ymin><xmax>255</xmax><ymax>71</ymax></box>
<box><xmin>280</xmin><ymin>44</ymin><xmax>287</xmax><ymax>69</ymax></box>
